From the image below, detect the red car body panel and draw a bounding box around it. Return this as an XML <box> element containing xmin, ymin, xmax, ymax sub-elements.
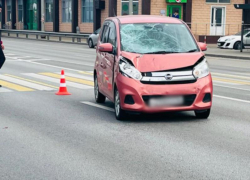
<box><xmin>121</xmin><ymin>51</ymin><xmax>205</xmax><ymax>72</ymax></box>
<box><xmin>94</xmin><ymin>16</ymin><xmax>213</xmax><ymax>113</ymax></box>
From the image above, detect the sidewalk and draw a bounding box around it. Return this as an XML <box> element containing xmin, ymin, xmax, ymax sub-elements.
<box><xmin>205</xmin><ymin>44</ymin><xmax>250</xmax><ymax>60</ymax></box>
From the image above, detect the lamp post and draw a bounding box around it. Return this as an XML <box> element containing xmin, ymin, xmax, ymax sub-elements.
<box><xmin>129</xmin><ymin>0</ymin><xmax>133</xmax><ymax>15</ymax></box>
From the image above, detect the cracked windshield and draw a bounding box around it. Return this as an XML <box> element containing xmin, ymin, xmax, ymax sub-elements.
<box><xmin>120</xmin><ymin>23</ymin><xmax>198</xmax><ymax>54</ymax></box>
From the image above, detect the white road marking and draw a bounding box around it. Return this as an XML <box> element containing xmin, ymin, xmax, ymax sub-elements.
<box><xmin>26</xmin><ymin>61</ymin><xmax>90</xmax><ymax>72</ymax></box>
<box><xmin>214</xmin><ymin>95</ymin><xmax>250</xmax><ymax>104</ymax></box>
<box><xmin>56</xmin><ymin>72</ymin><xmax>93</xmax><ymax>81</ymax></box>
<box><xmin>24</xmin><ymin>73</ymin><xmax>93</xmax><ymax>89</ymax></box>
<box><xmin>212</xmin><ymin>73</ymin><xmax>250</xmax><ymax>80</ymax></box>
<box><xmin>214</xmin><ymin>84</ymin><xmax>250</xmax><ymax>92</ymax></box>
<box><xmin>0</xmin><ymin>87</ymin><xmax>12</xmax><ymax>93</ymax></box>
<box><xmin>213</xmin><ymin>80</ymin><xmax>239</xmax><ymax>86</ymax></box>
<box><xmin>81</xmin><ymin>101</ymin><xmax>114</xmax><ymax>112</ymax></box>
<box><xmin>0</xmin><ymin>75</ymin><xmax>54</xmax><ymax>91</ymax></box>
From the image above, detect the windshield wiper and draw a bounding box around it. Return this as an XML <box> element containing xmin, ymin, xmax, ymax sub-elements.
<box><xmin>143</xmin><ymin>51</ymin><xmax>181</xmax><ymax>54</ymax></box>
<box><xmin>186</xmin><ymin>49</ymin><xmax>198</xmax><ymax>53</ymax></box>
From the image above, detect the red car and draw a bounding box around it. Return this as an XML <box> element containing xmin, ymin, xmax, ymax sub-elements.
<box><xmin>94</xmin><ymin>15</ymin><xmax>213</xmax><ymax>120</ymax></box>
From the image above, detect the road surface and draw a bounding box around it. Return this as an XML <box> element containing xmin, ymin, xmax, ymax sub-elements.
<box><xmin>1</xmin><ymin>38</ymin><xmax>250</xmax><ymax>180</ymax></box>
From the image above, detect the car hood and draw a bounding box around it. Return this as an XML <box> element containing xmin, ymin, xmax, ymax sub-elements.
<box><xmin>218</xmin><ymin>35</ymin><xmax>240</xmax><ymax>42</ymax></box>
<box><xmin>120</xmin><ymin>51</ymin><xmax>204</xmax><ymax>72</ymax></box>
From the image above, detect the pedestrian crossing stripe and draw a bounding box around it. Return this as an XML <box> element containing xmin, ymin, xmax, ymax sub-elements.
<box><xmin>0</xmin><ymin>71</ymin><xmax>249</xmax><ymax>93</ymax></box>
<box><xmin>40</xmin><ymin>72</ymin><xmax>94</xmax><ymax>86</ymax></box>
<box><xmin>0</xmin><ymin>80</ymin><xmax>34</xmax><ymax>91</ymax></box>
<box><xmin>5</xmin><ymin>74</ymin><xmax>58</xmax><ymax>89</ymax></box>
<box><xmin>79</xmin><ymin>71</ymin><xmax>93</xmax><ymax>75</ymax></box>
<box><xmin>24</xmin><ymin>73</ymin><xmax>92</xmax><ymax>89</ymax></box>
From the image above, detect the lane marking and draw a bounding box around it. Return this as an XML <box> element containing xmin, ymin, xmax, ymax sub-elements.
<box><xmin>26</xmin><ymin>61</ymin><xmax>89</xmax><ymax>72</ymax></box>
<box><xmin>79</xmin><ymin>71</ymin><xmax>93</xmax><ymax>75</ymax></box>
<box><xmin>0</xmin><ymin>87</ymin><xmax>13</xmax><ymax>93</ymax></box>
<box><xmin>81</xmin><ymin>101</ymin><xmax>114</xmax><ymax>112</ymax></box>
<box><xmin>40</xmin><ymin>73</ymin><xmax>94</xmax><ymax>86</ymax></box>
<box><xmin>214</xmin><ymin>95</ymin><xmax>250</xmax><ymax>104</ymax></box>
<box><xmin>0</xmin><ymin>80</ymin><xmax>34</xmax><ymax>91</ymax></box>
<box><xmin>0</xmin><ymin>75</ymin><xmax>54</xmax><ymax>91</ymax></box>
<box><xmin>212</xmin><ymin>72</ymin><xmax>250</xmax><ymax>80</ymax></box>
<box><xmin>214</xmin><ymin>84</ymin><xmax>250</xmax><ymax>92</ymax></box>
<box><xmin>56</xmin><ymin>72</ymin><xmax>93</xmax><ymax>81</ymax></box>
<box><xmin>24</xmin><ymin>73</ymin><xmax>93</xmax><ymax>89</ymax></box>
<box><xmin>213</xmin><ymin>77</ymin><xmax>250</xmax><ymax>86</ymax></box>
<box><xmin>5</xmin><ymin>74</ymin><xmax>58</xmax><ymax>89</ymax></box>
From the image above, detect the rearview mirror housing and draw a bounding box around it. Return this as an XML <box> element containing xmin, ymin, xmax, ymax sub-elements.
<box><xmin>198</xmin><ymin>42</ymin><xmax>207</xmax><ymax>51</ymax></box>
<box><xmin>98</xmin><ymin>43</ymin><xmax>113</xmax><ymax>53</ymax></box>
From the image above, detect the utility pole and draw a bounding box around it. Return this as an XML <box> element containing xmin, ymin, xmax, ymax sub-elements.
<box><xmin>41</xmin><ymin>0</ymin><xmax>45</xmax><ymax>32</ymax></box>
<box><xmin>129</xmin><ymin>0</ymin><xmax>133</xmax><ymax>15</ymax></box>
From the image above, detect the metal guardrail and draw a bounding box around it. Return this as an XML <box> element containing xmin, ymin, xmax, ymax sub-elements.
<box><xmin>0</xmin><ymin>29</ymin><xmax>91</xmax><ymax>44</ymax></box>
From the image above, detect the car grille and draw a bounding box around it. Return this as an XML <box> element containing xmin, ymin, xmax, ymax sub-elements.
<box><xmin>142</xmin><ymin>94</ymin><xmax>197</xmax><ymax>107</ymax></box>
<box><xmin>218</xmin><ymin>42</ymin><xmax>225</xmax><ymax>46</ymax></box>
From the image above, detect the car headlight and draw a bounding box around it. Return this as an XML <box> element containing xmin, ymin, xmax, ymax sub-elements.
<box><xmin>193</xmin><ymin>59</ymin><xmax>209</xmax><ymax>79</ymax></box>
<box><xmin>119</xmin><ymin>57</ymin><xmax>142</xmax><ymax>80</ymax></box>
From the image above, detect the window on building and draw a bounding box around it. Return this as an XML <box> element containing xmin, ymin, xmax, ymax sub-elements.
<box><xmin>82</xmin><ymin>0</ymin><xmax>93</xmax><ymax>23</ymax></box>
<box><xmin>7</xmin><ymin>0</ymin><xmax>11</xmax><ymax>22</ymax></box>
<box><xmin>62</xmin><ymin>0</ymin><xmax>72</xmax><ymax>22</ymax></box>
<box><xmin>121</xmin><ymin>0</ymin><xmax>138</xmax><ymax>15</ymax></box>
<box><xmin>46</xmin><ymin>0</ymin><xmax>53</xmax><ymax>22</ymax></box>
<box><xmin>18</xmin><ymin>0</ymin><xmax>23</xmax><ymax>22</ymax></box>
<box><xmin>206</xmin><ymin>0</ymin><xmax>230</xmax><ymax>3</ymax></box>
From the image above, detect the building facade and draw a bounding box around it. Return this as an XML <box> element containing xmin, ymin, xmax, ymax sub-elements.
<box><xmin>0</xmin><ymin>0</ymin><xmax>249</xmax><ymax>38</ymax></box>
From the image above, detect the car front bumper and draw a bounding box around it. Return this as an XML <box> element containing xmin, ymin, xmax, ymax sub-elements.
<box><xmin>116</xmin><ymin>73</ymin><xmax>213</xmax><ymax>113</ymax></box>
<box><xmin>217</xmin><ymin>41</ymin><xmax>234</xmax><ymax>49</ymax></box>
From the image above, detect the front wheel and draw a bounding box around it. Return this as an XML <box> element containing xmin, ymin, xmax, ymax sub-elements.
<box><xmin>114</xmin><ymin>88</ymin><xmax>127</xmax><ymax>121</ymax></box>
<box><xmin>94</xmin><ymin>75</ymin><xmax>106</xmax><ymax>103</ymax></box>
<box><xmin>88</xmin><ymin>39</ymin><xmax>94</xmax><ymax>48</ymax></box>
<box><xmin>233</xmin><ymin>42</ymin><xmax>243</xmax><ymax>50</ymax></box>
<box><xmin>195</xmin><ymin>109</ymin><xmax>210</xmax><ymax>119</ymax></box>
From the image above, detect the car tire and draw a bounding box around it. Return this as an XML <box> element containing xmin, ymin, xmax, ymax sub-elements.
<box><xmin>114</xmin><ymin>88</ymin><xmax>127</xmax><ymax>121</ymax></box>
<box><xmin>233</xmin><ymin>41</ymin><xmax>243</xmax><ymax>50</ymax></box>
<box><xmin>195</xmin><ymin>109</ymin><xmax>210</xmax><ymax>119</ymax></box>
<box><xmin>94</xmin><ymin>74</ymin><xmax>106</xmax><ymax>103</ymax></box>
<box><xmin>88</xmin><ymin>39</ymin><xmax>94</xmax><ymax>48</ymax></box>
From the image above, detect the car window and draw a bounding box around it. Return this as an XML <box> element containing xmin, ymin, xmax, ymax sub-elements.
<box><xmin>108</xmin><ymin>22</ymin><xmax>117</xmax><ymax>47</ymax></box>
<box><xmin>101</xmin><ymin>25</ymin><xmax>109</xmax><ymax>43</ymax></box>
<box><xmin>246</xmin><ymin>33</ymin><xmax>250</xmax><ymax>38</ymax></box>
<box><xmin>95</xmin><ymin>28</ymin><xmax>101</xmax><ymax>34</ymax></box>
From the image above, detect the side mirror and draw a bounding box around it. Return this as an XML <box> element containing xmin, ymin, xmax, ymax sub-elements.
<box><xmin>198</xmin><ymin>42</ymin><xmax>207</xmax><ymax>51</ymax></box>
<box><xmin>98</xmin><ymin>43</ymin><xmax>113</xmax><ymax>53</ymax></box>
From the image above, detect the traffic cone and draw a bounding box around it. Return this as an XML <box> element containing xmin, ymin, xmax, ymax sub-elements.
<box><xmin>56</xmin><ymin>70</ymin><xmax>71</xmax><ymax>95</ymax></box>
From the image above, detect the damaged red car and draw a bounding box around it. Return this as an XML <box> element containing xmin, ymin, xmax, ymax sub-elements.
<box><xmin>94</xmin><ymin>15</ymin><xmax>213</xmax><ymax>120</ymax></box>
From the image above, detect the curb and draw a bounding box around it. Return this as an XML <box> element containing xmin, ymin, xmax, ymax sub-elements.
<box><xmin>205</xmin><ymin>53</ymin><xmax>250</xmax><ymax>60</ymax></box>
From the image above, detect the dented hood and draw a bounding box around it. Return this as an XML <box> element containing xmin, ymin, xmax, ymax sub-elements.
<box><xmin>121</xmin><ymin>51</ymin><xmax>204</xmax><ymax>72</ymax></box>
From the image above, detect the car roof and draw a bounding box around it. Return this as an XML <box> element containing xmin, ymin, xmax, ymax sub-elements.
<box><xmin>107</xmin><ymin>15</ymin><xmax>183</xmax><ymax>24</ymax></box>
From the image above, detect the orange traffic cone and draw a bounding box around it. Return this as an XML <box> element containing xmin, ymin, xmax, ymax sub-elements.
<box><xmin>56</xmin><ymin>70</ymin><xmax>71</xmax><ymax>95</ymax></box>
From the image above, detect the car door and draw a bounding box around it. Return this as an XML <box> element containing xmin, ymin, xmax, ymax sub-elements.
<box><xmin>246</xmin><ymin>33</ymin><xmax>250</xmax><ymax>45</ymax></box>
<box><xmin>96</xmin><ymin>22</ymin><xmax>110</xmax><ymax>94</ymax></box>
<box><xmin>102</xmin><ymin>21</ymin><xmax>117</xmax><ymax>100</ymax></box>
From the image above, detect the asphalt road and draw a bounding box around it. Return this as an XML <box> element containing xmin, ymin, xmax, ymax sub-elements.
<box><xmin>1</xmin><ymin>38</ymin><xmax>250</xmax><ymax>180</ymax></box>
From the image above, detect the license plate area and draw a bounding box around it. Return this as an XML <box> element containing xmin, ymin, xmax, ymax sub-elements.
<box><xmin>142</xmin><ymin>95</ymin><xmax>196</xmax><ymax>107</ymax></box>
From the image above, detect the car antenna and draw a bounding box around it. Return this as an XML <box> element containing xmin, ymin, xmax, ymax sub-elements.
<box><xmin>113</xmin><ymin>8</ymin><xmax>116</xmax><ymax>17</ymax></box>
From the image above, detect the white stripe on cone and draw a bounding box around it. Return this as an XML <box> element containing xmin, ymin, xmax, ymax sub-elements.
<box><xmin>60</xmin><ymin>83</ymin><xmax>66</xmax><ymax>87</ymax></box>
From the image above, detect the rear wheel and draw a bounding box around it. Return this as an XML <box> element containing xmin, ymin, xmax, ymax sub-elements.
<box><xmin>195</xmin><ymin>109</ymin><xmax>210</xmax><ymax>119</ymax></box>
<box><xmin>94</xmin><ymin>74</ymin><xmax>106</xmax><ymax>103</ymax></box>
<box><xmin>114</xmin><ymin>88</ymin><xmax>127</xmax><ymax>121</ymax></box>
<box><xmin>88</xmin><ymin>39</ymin><xmax>94</xmax><ymax>48</ymax></box>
